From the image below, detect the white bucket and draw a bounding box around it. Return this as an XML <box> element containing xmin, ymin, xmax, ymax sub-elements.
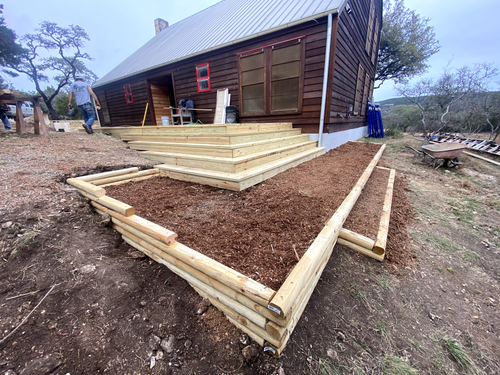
<box><xmin>53</xmin><ymin>122</ymin><xmax>69</xmax><ymax>132</ymax></box>
<box><xmin>161</xmin><ymin>116</ymin><xmax>170</xmax><ymax>126</ymax></box>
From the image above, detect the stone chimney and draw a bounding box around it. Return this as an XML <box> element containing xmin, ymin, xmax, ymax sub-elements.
<box><xmin>154</xmin><ymin>18</ymin><xmax>169</xmax><ymax>35</ymax></box>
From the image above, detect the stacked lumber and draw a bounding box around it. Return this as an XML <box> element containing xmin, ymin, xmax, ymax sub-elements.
<box><xmin>98</xmin><ymin>123</ymin><xmax>326</xmax><ymax>191</ymax></box>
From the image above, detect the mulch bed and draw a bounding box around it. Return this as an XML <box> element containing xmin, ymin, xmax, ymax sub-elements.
<box><xmin>105</xmin><ymin>142</ymin><xmax>411</xmax><ymax>290</ymax></box>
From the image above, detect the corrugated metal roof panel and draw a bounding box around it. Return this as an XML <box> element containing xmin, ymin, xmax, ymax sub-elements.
<box><xmin>94</xmin><ymin>0</ymin><xmax>345</xmax><ymax>87</ymax></box>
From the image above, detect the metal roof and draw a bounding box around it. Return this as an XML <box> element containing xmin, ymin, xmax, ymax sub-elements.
<box><xmin>94</xmin><ymin>0</ymin><xmax>345</xmax><ymax>88</ymax></box>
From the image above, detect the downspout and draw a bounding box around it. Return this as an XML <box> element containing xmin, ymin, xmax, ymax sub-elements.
<box><xmin>318</xmin><ymin>12</ymin><xmax>333</xmax><ymax>148</ymax></box>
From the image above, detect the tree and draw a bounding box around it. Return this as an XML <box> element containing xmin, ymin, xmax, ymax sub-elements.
<box><xmin>395</xmin><ymin>63</ymin><xmax>498</xmax><ymax>143</ymax></box>
<box><xmin>382</xmin><ymin>104</ymin><xmax>421</xmax><ymax>132</ymax></box>
<box><xmin>4</xmin><ymin>21</ymin><xmax>97</xmax><ymax>119</ymax></box>
<box><xmin>375</xmin><ymin>0</ymin><xmax>440</xmax><ymax>88</ymax></box>
<box><xmin>0</xmin><ymin>4</ymin><xmax>24</xmax><ymax>83</ymax></box>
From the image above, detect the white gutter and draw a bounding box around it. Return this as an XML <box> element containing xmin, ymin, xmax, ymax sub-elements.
<box><xmin>94</xmin><ymin>9</ymin><xmax>341</xmax><ymax>89</ymax></box>
<box><xmin>318</xmin><ymin>12</ymin><xmax>333</xmax><ymax>148</ymax></box>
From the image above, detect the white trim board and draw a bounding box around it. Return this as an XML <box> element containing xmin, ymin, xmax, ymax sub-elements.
<box><xmin>309</xmin><ymin>126</ymin><xmax>368</xmax><ymax>151</ymax></box>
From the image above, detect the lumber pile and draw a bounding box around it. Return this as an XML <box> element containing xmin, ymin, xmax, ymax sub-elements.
<box><xmin>71</xmin><ymin>144</ymin><xmax>391</xmax><ymax>358</ymax></box>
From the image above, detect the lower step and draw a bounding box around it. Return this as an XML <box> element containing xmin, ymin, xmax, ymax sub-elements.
<box><xmin>154</xmin><ymin>147</ymin><xmax>326</xmax><ymax>191</ymax></box>
<box><xmin>140</xmin><ymin>141</ymin><xmax>318</xmax><ymax>173</ymax></box>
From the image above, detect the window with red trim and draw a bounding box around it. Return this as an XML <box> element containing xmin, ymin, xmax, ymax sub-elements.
<box><xmin>123</xmin><ymin>84</ymin><xmax>134</xmax><ymax>104</ymax></box>
<box><xmin>196</xmin><ymin>63</ymin><xmax>211</xmax><ymax>93</ymax></box>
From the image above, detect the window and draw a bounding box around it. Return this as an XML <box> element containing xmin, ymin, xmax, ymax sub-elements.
<box><xmin>353</xmin><ymin>64</ymin><xmax>365</xmax><ymax>115</ymax></box>
<box><xmin>365</xmin><ymin>0</ymin><xmax>375</xmax><ymax>55</ymax></box>
<box><xmin>361</xmin><ymin>73</ymin><xmax>370</xmax><ymax>116</ymax></box>
<box><xmin>123</xmin><ymin>84</ymin><xmax>133</xmax><ymax>104</ymax></box>
<box><xmin>371</xmin><ymin>17</ymin><xmax>380</xmax><ymax>64</ymax></box>
<box><xmin>196</xmin><ymin>63</ymin><xmax>211</xmax><ymax>92</ymax></box>
<box><xmin>239</xmin><ymin>38</ymin><xmax>303</xmax><ymax>116</ymax></box>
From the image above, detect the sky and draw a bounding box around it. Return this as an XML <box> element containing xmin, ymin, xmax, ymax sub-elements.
<box><xmin>2</xmin><ymin>0</ymin><xmax>500</xmax><ymax>101</ymax></box>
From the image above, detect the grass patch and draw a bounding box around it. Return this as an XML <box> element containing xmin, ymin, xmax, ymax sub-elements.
<box><xmin>318</xmin><ymin>358</ymin><xmax>345</xmax><ymax>375</ymax></box>
<box><xmin>382</xmin><ymin>355</ymin><xmax>419</xmax><ymax>375</ymax></box>
<box><xmin>349</xmin><ymin>283</ymin><xmax>370</xmax><ymax>310</ymax></box>
<box><xmin>462</xmin><ymin>249</ymin><xmax>481</xmax><ymax>261</ymax></box>
<box><xmin>410</xmin><ymin>339</ymin><xmax>427</xmax><ymax>354</ymax></box>
<box><xmin>19</xmin><ymin>230</ymin><xmax>40</xmax><ymax>246</ymax></box>
<box><xmin>374</xmin><ymin>274</ymin><xmax>393</xmax><ymax>290</ymax></box>
<box><xmin>442</xmin><ymin>336</ymin><xmax>480</xmax><ymax>374</ymax></box>
<box><xmin>425</xmin><ymin>234</ymin><xmax>460</xmax><ymax>252</ymax></box>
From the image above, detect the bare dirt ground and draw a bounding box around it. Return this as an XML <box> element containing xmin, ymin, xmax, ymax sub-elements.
<box><xmin>0</xmin><ymin>129</ymin><xmax>499</xmax><ymax>375</ymax></box>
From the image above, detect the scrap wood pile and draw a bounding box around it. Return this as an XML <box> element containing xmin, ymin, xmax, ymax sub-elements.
<box><xmin>68</xmin><ymin>141</ymin><xmax>410</xmax><ymax>357</ymax></box>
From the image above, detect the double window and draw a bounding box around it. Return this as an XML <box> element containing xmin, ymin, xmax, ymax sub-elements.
<box><xmin>196</xmin><ymin>63</ymin><xmax>211</xmax><ymax>93</ymax></box>
<box><xmin>239</xmin><ymin>38</ymin><xmax>304</xmax><ymax>116</ymax></box>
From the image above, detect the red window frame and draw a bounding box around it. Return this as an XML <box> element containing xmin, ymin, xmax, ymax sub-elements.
<box><xmin>196</xmin><ymin>63</ymin><xmax>211</xmax><ymax>93</ymax></box>
<box><xmin>123</xmin><ymin>84</ymin><xmax>134</xmax><ymax>104</ymax></box>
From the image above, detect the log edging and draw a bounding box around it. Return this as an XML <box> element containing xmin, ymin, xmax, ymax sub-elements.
<box><xmin>71</xmin><ymin>145</ymin><xmax>388</xmax><ymax>357</ymax></box>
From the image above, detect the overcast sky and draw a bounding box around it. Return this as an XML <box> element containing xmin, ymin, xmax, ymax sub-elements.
<box><xmin>3</xmin><ymin>0</ymin><xmax>500</xmax><ymax>101</ymax></box>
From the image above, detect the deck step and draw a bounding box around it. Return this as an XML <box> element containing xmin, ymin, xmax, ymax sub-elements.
<box><xmin>127</xmin><ymin>135</ymin><xmax>310</xmax><ymax>158</ymax></box>
<box><xmin>101</xmin><ymin>122</ymin><xmax>293</xmax><ymax>136</ymax></box>
<box><xmin>155</xmin><ymin>147</ymin><xmax>326</xmax><ymax>191</ymax></box>
<box><xmin>139</xmin><ymin>141</ymin><xmax>318</xmax><ymax>173</ymax></box>
<box><xmin>120</xmin><ymin>129</ymin><xmax>303</xmax><ymax>145</ymax></box>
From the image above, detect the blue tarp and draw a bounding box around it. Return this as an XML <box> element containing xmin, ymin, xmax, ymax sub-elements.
<box><xmin>367</xmin><ymin>102</ymin><xmax>384</xmax><ymax>138</ymax></box>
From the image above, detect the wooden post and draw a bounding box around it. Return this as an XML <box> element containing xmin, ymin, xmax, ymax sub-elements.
<box><xmin>338</xmin><ymin>228</ymin><xmax>375</xmax><ymax>250</ymax></box>
<box><xmin>32</xmin><ymin>99</ymin><xmax>48</xmax><ymax>137</ymax></box>
<box><xmin>268</xmin><ymin>144</ymin><xmax>386</xmax><ymax>320</ymax></box>
<box><xmin>373</xmin><ymin>168</ymin><xmax>396</xmax><ymax>255</ymax></box>
<box><xmin>92</xmin><ymin>202</ymin><xmax>176</xmax><ymax>245</ymax></box>
<box><xmin>112</xmin><ymin>222</ymin><xmax>284</xmax><ymax>325</ymax></box>
<box><xmin>15</xmin><ymin>100</ymin><xmax>26</xmax><ymax>133</ymax></box>
<box><xmin>90</xmin><ymin>169</ymin><xmax>159</xmax><ymax>186</ymax></box>
<box><xmin>67</xmin><ymin>178</ymin><xmax>106</xmax><ymax>197</ymax></box>
<box><xmin>77</xmin><ymin>167</ymin><xmax>140</xmax><ymax>182</ymax></box>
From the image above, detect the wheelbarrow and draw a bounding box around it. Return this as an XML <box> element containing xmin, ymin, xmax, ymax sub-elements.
<box><xmin>421</xmin><ymin>143</ymin><xmax>467</xmax><ymax>168</ymax></box>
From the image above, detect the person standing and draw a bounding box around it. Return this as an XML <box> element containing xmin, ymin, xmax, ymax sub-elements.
<box><xmin>68</xmin><ymin>76</ymin><xmax>101</xmax><ymax>134</ymax></box>
<box><xmin>0</xmin><ymin>102</ymin><xmax>12</xmax><ymax>132</ymax></box>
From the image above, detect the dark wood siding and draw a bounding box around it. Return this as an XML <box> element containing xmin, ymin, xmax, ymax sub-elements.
<box><xmin>97</xmin><ymin>0</ymin><xmax>382</xmax><ymax>135</ymax></box>
<box><xmin>97</xmin><ymin>79</ymin><xmax>154</xmax><ymax>126</ymax></box>
<box><xmin>327</xmin><ymin>0</ymin><xmax>383</xmax><ymax>134</ymax></box>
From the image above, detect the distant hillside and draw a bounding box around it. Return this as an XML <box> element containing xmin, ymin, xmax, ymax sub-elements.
<box><xmin>376</xmin><ymin>97</ymin><xmax>414</xmax><ymax>106</ymax></box>
<box><xmin>376</xmin><ymin>91</ymin><xmax>500</xmax><ymax>107</ymax></box>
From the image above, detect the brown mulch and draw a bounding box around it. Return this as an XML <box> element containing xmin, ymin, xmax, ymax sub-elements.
<box><xmin>105</xmin><ymin>142</ymin><xmax>393</xmax><ymax>290</ymax></box>
<box><xmin>345</xmin><ymin>167</ymin><xmax>415</xmax><ymax>269</ymax></box>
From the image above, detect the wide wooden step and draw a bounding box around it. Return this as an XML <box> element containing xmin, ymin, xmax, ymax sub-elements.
<box><xmin>127</xmin><ymin>135</ymin><xmax>310</xmax><ymax>158</ymax></box>
<box><xmin>120</xmin><ymin>129</ymin><xmax>303</xmax><ymax>145</ymax></box>
<box><xmin>139</xmin><ymin>141</ymin><xmax>318</xmax><ymax>173</ymax></box>
<box><xmin>155</xmin><ymin>147</ymin><xmax>327</xmax><ymax>191</ymax></box>
<box><xmin>101</xmin><ymin>122</ymin><xmax>293</xmax><ymax>136</ymax></box>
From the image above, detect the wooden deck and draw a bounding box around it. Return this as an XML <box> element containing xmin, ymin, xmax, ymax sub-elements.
<box><xmin>100</xmin><ymin>123</ymin><xmax>326</xmax><ymax>190</ymax></box>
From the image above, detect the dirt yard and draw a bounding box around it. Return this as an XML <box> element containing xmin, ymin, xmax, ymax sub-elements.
<box><xmin>0</xmin><ymin>129</ymin><xmax>499</xmax><ymax>374</ymax></box>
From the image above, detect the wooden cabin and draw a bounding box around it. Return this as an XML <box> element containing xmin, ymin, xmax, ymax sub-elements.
<box><xmin>93</xmin><ymin>0</ymin><xmax>382</xmax><ymax>151</ymax></box>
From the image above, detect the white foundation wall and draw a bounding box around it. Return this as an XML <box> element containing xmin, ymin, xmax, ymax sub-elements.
<box><xmin>309</xmin><ymin>126</ymin><xmax>368</xmax><ymax>151</ymax></box>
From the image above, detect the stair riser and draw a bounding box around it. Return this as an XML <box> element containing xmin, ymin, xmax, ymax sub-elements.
<box><xmin>229</xmin><ymin>130</ymin><xmax>302</xmax><ymax>144</ymax></box>
<box><xmin>121</xmin><ymin>129</ymin><xmax>303</xmax><ymax>145</ymax></box>
<box><xmin>103</xmin><ymin>123</ymin><xmax>292</xmax><ymax>136</ymax></box>
<box><xmin>232</xmin><ymin>135</ymin><xmax>310</xmax><ymax>158</ymax></box>
<box><xmin>129</xmin><ymin>144</ymin><xmax>233</xmax><ymax>158</ymax></box>
<box><xmin>141</xmin><ymin>142</ymin><xmax>317</xmax><ymax>173</ymax></box>
<box><xmin>225</xmin><ymin>123</ymin><xmax>292</xmax><ymax>133</ymax></box>
<box><xmin>128</xmin><ymin>135</ymin><xmax>310</xmax><ymax>158</ymax></box>
<box><xmin>157</xmin><ymin>149</ymin><xmax>326</xmax><ymax>191</ymax></box>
